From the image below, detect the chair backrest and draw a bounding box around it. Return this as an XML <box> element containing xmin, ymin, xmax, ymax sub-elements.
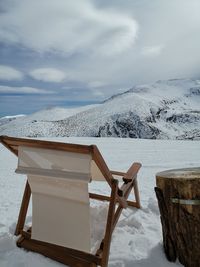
<box><xmin>16</xmin><ymin>146</ymin><xmax>92</xmax><ymax>181</ymax></box>
<box><xmin>16</xmin><ymin>145</ymin><xmax>105</xmax><ymax>181</ymax></box>
<box><xmin>15</xmin><ymin>145</ymin><xmax>106</xmax><ymax>252</ymax></box>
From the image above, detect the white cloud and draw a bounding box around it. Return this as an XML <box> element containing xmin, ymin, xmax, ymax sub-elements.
<box><xmin>0</xmin><ymin>0</ymin><xmax>138</xmax><ymax>56</ymax></box>
<box><xmin>1</xmin><ymin>0</ymin><xmax>200</xmax><ymax>98</ymax></box>
<box><xmin>0</xmin><ymin>85</ymin><xmax>54</xmax><ymax>94</ymax></box>
<box><xmin>88</xmin><ymin>81</ymin><xmax>106</xmax><ymax>88</ymax></box>
<box><xmin>0</xmin><ymin>65</ymin><xmax>24</xmax><ymax>81</ymax></box>
<box><xmin>141</xmin><ymin>45</ymin><xmax>164</xmax><ymax>57</ymax></box>
<box><xmin>29</xmin><ymin>68</ymin><xmax>66</xmax><ymax>82</ymax></box>
<box><xmin>91</xmin><ymin>89</ymin><xmax>105</xmax><ymax>97</ymax></box>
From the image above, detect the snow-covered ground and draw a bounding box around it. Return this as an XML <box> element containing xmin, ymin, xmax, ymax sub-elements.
<box><xmin>0</xmin><ymin>137</ymin><xmax>200</xmax><ymax>267</ymax></box>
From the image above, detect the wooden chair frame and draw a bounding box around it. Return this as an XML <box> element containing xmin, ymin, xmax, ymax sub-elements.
<box><xmin>0</xmin><ymin>135</ymin><xmax>141</xmax><ymax>267</ymax></box>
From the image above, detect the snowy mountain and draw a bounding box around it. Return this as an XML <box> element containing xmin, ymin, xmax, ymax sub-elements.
<box><xmin>0</xmin><ymin>105</ymin><xmax>98</xmax><ymax>137</ymax></box>
<box><xmin>0</xmin><ymin>114</ymin><xmax>26</xmax><ymax>127</ymax></box>
<box><xmin>0</xmin><ymin>78</ymin><xmax>200</xmax><ymax>140</ymax></box>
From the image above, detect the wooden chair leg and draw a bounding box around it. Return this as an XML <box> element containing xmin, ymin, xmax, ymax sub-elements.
<box><xmin>15</xmin><ymin>180</ymin><xmax>31</xmax><ymax>236</ymax></box>
<box><xmin>101</xmin><ymin>180</ymin><xmax>118</xmax><ymax>267</ymax></box>
<box><xmin>133</xmin><ymin>178</ymin><xmax>141</xmax><ymax>208</ymax></box>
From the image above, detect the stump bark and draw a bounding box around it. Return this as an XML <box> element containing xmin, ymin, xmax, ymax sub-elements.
<box><xmin>155</xmin><ymin>168</ymin><xmax>200</xmax><ymax>267</ymax></box>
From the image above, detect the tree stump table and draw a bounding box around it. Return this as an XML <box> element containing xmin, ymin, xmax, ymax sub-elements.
<box><xmin>155</xmin><ymin>167</ymin><xmax>200</xmax><ymax>267</ymax></box>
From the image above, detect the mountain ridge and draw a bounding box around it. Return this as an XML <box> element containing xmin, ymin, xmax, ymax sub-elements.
<box><xmin>0</xmin><ymin>78</ymin><xmax>200</xmax><ymax>140</ymax></box>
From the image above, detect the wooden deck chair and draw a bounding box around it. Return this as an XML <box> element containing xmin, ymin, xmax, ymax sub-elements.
<box><xmin>0</xmin><ymin>135</ymin><xmax>141</xmax><ymax>267</ymax></box>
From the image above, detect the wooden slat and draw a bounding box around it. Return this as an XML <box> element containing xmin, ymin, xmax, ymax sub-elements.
<box><xmin>0</xmin><ymin>135</ymin><xmax>92</xmax><ymax>155</ymax></box>
<box><xmin>95</xmin><ymin>240</ymin><xmax>104</xmax><ymax>257</ymax></box>
<box><xmin>119</xmin><ymin>179</ymin><xmax>140</xmax><ymax>208</ymax></box>
<box><xmin>9</xmin><ymin>145</ymin><xmax>18</xmax><ymax>150</ymax></box>
<box><xmin>123</xmin><ymin>162</ymin><xmax>141</xmax><ymax>180</ymax></box>
<box><xmin>89</xmin><ymin>192</ymin><xmax>138</xmax><ymax>208</ymax></box>
<box><xmin>101</xmin><ymin>179</ymin><xmax>118</xmax><ymax>267</ymax></box>
<box><xmin>126</xmin><ymin>200</ymin><xmax>139</xmax><ymax>208</ymax></box>
<box><xmin>21</xmin><ymin>230</ymin><xmax>31</xmax><ymax>240</ymax></box>
<box><xmin>17</xmin><ymin>236</ymin><xmax>101</xmax><ymax>266</ymax></box>
<box><xmin>15</xmin><ymin>181</ymin><xmax>31</xmax><ymax>236</ymax></box>
<box><xmin>120</xmin><ymin>180</ymin><xmax>133</xmax><ymax>196</ymax></box>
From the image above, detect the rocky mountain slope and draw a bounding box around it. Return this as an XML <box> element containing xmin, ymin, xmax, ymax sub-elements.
<box><xmin>0</xmin><ymin>78</ymin><xmax>200</xmax><ymax>140</ymax></box>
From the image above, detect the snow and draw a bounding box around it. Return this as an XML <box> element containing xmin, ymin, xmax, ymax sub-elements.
<box><xmin>0</xmin><ymin>115</ymin><xmax>26</xmax><ymax>120</ymax></box>
<box><xmin>1</xmin><ymin>137</ymin><xmax>200</xmax><ymax>267</ymax></box>
<box><xmin>22</xmin><ymin>105</ymin><xmax>99</xmax><ymax>122</ymax></box>
<box><xmin>0</xmin><ymin>115</ymin><xmax>26</xmax><ymax>127</ymax></box>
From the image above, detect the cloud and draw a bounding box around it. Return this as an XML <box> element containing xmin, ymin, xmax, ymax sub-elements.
<box><xmin>88</xmin><ymin>81</ymin><xmax>106</xmax><ymax>88</ymax></box>
<box><xmin>141</xmin><ymin>45</ymin><xmax>164</xmax><ymax>57</ymax></box>
<box><xmin>0</xmin><ymin>85</ymin><xmax>54</xmax><ymax>94</ymax></box>
<box><xmin>29</xmin><ymin>68</ymin><xmax>66</xmax><ymax>82</ymax></box>
<box><xmin>0</xmin><ymin>0</ymin><xmax>138</xmax><ymax>56</ymax></box>
<box><xmin>91</xmin><ymin>89</ymin><xmax>105</xmax><ymax>97</ymax></box>
<box><xmin>1</xmin><ymin>0</ymin><xmax>200</xmax><ymax>117</ymax></box>
<box><xmin>0</xmin><ymin>65</ymin><xmax>24</xmax><ymax>81</ymax></box>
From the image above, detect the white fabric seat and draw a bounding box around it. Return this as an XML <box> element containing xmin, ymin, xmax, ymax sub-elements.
<box><xmin>15</xmin><ymin>146</ymin><xmax>106</xmax><ymax>252</ymax></box>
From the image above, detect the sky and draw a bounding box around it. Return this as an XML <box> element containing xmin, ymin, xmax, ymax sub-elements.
<box><xmin>0</xmin><ymin>0</ymin><xmax>200</xmax><ymax>116</ymax></box>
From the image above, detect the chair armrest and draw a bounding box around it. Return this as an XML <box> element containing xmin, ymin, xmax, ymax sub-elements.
<box><xmin>117</xmin><ymin>162</ymin><xmax>141</xmax><ymax>199</ymax></box>
<box><xmin>123</xmin><ymin>162</ymin><xmax>141</xmax><ymax>182</ymax></box>
<box><xmin>111</xmin><ymin>162</ymin><xmax>141</xmax><ymax>180</ymax></box>
<box><xmin>116</xmin><ymin>162</ymin><xmax>141</xmax><ymax>199</ymax></box>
